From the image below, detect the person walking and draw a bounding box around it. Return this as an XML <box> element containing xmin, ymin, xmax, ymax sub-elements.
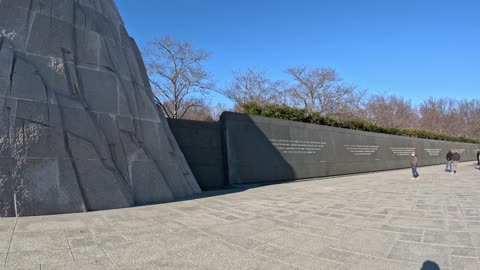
<box><xmin>411</xmin><ymin>152</ymin><xmax>420</xmax><ymax>179</ymax></box>
<box><xmin>477</xmin><ymin>149</ymin><xmax>479</xmax><ymax>165</ymax></box>
<box><xmin>452</xmin><ymin>151</ymin><xmax>461</xmax><ymax>174</ymax></box>
<box><xmin>445</xmin><ymin>150</ymin><xmax>453</xmax><ymax>172</ymax></box>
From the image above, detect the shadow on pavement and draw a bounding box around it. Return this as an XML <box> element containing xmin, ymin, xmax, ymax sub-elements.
<box><xmin>421</xmin><ymin>260</ymin><xmax>440</xmax><ymax>270</ymax></box>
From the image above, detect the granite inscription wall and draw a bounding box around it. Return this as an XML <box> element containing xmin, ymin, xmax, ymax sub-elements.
<box><xmin>221</xmin><ymin>112</ymin><xmax>479</xmax><ymax>185</ymax></box>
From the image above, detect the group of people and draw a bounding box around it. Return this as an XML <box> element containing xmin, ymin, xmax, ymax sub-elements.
<box><xmin>445</xmin><ymin>150</ymin><xmax>461</xmax><ymax>174</ymax></box>
<box><xmin>410</xmin><ymin>150</ymin><xmax>464</xmax><ymax>179</ymax></box>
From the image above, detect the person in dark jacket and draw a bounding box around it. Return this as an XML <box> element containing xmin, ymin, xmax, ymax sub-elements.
<box><xmin>445</xmin><ymin>150</ymin><xmax>453</xmax><ymax>172</ymax></box>
<box><xmin>477</xmin><ymin>149</ymin><xmax>479</xmax><ymax>165</ymax></box>
<box><xmin>452</xmin><ymin>151</ymin><xmax>461</xmax><ymax>174</ymax></box>
<box><xmin>411</xmin><ymin>152</ymin><xmax>420</xmax><ymax>179</ymax></box>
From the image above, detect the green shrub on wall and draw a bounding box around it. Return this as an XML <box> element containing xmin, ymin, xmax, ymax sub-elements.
<box><xmin>242</xmin><ymin>102</ymin><xmax>480</xmax><ymax>144</ymax></box>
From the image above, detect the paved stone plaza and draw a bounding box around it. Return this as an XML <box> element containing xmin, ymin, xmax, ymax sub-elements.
<box><xmin>1</xmin><ymin>162</ymin><xmax>480</xmax><ymax>270</ymax></box>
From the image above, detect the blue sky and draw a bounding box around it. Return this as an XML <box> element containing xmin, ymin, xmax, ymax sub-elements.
<box><xmin>116</xmin><ymin>0</ymin><xmax>479</xmax><ymax>107</ymax></box>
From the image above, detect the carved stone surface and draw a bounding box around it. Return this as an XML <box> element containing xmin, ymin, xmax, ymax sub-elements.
<box><xmin>221</xmin><ymin>112</ymin><xmax>480</xmax><ymax>185</ymax></box>
<box><xmin>0</xmin><ymin>0</ymin><xmax>201</xmax><ymax>217</ymax></box>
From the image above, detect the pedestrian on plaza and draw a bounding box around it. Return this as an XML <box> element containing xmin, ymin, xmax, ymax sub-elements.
<box><xmin>477</xmin><ymin>149</ymin><xmax>480</xmax><ymax>165</ymax></box>
<box><xmin>445</xmin><ymin>150</ymin><xmax>453</xmax><ymax>172</ymax></box>
<box><xmin>411</xmin><ymin>152</ymin><xmax>420</xmax><ymax>179</ymax></box>
<box><xmin>452</xmin><ymin>151</ymin><xmax>461</xmax><ymax>174</ymax></box>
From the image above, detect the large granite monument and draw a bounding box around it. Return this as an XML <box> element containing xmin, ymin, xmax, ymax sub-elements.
<box><xmin>220</xmin><ymin>112</ymin><xmax>479</xmax><ymax>184</ymax></box>
<box><xmin>0</xmin><ymin>0</ymin><xmax>201</xmax><ymax>217</ymax></box>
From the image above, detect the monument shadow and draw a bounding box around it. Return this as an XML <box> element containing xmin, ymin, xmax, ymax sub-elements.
<box><xmin>220</xmin><ymin>112</ymin><xmax>296</xmax><ymax>185</ymax></box>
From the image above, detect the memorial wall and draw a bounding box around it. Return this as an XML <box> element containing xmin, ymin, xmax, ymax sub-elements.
<box><xmin>220</xmin><ymin>112</ymin><xmax>479</xmax><ymax>185</ymax></box>
<box><xmin>167</xmin><ymin>119</ymin><xmax>226</xmax><ymax>189</ymax></box>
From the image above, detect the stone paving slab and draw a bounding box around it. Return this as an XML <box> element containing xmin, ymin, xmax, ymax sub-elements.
<box><xmin>0</xmin><ymin>162</ymin><xmax>480</xmax><ymax>269</ymax></box>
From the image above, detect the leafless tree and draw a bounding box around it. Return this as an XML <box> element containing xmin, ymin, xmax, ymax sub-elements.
<box><xmin>286</xmin><ymin>66</ymin><xmax>361</xmax><ymax>117</ymax></box>
<box><xmin>143</xmin><ymin>36</ymin><xmax>214</xmax><ymax>119</ymax></box>
<box><xmin>418</xmin><ymin>98</ymin><xmax>458</xmax><ymax>134</ymax></box>
<box><xmin>334</xmin><ymin>88</ymin><xmax>369</xmax><ymax>121</ymax></box>
<box><xmin>209</xmin><ymin>102</ymin><xmax>232</xmax><ymax>121</ymax></box>
<box><xmin>450</xmin><ymin>99</ymin><xmax>480</xmax><ymax>140</ymax></box>
<box><xmin>220</xmin><ymin>69</ymin><xmax>287</xmax><ymax>111</ymax></box>
<box><xmin>179</xmin><ymin>100</ymin><xmax>215</xmax><ymax>121</ymax></box>
<box><xmin>179</xmin><ymin>101</ymin><xmax>232</xmax><ymax>122</ymax></box>
<box><xmin>365</xmin><ymin>94</ymin><xmax>419</xmax><ymax>128</ymax></box>
<box><xmin>415</xmin><ymin>98</ymin><xmax>480</xmax><ymax>140</ymax></box>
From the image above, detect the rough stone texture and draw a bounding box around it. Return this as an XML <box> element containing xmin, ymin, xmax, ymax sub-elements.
<box><xmin>0</xmin><ymin>0</ymin><xmax>201</xmax><ymax>217</ymax></box>
<box><xmin>0</xmin><ymin>163</ymin><xmax>478</xmax><ymax>269</ymax></box>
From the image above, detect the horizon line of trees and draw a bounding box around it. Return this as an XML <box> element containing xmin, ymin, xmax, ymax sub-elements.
<box><xmin>242</xmin><ymin>102</ymin><xmax>479</xmax><ymax>144</ymax></box>
<box><xmin>142</xmin><ymin>36</ymin><xmax>480</xmax><ymax>142</ymax></box>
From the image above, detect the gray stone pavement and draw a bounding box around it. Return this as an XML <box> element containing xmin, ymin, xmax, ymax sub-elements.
<box><xmin>1</xmin><ymin>162</ymin><xmax>480</xmax><ymax>270</ymax></box>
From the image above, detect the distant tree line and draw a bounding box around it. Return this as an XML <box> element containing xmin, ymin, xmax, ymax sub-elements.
<box><xmin>142</xmin><ymin>36</ymin><xmax>480</xmax><ymax>142</ymax></box>
<box><xmin>242</xmin><ymin>102</ymin><xmax>479</xmax><ymax>144</ymax></box>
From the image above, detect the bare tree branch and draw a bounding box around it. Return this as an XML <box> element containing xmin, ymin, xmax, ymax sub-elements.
<box><xmin>285</xmin><ymin>66</ymin><xmax>363</xmax><ymax>117</ymax></box>
<box><xmin>142</xmin><ymin>36</ymin><xmax>214</xmax><ymax>119</ymax></box>
<box><xmin>219</xmin><ymin>68</ymin><xmax>287</xmax><ymax>111</ymax></box>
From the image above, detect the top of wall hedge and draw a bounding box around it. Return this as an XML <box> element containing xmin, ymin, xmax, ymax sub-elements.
<box><xmin>242</xmin><ymin>102</ymin><xmax>480</xmax><ymax>144</ymax></box>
